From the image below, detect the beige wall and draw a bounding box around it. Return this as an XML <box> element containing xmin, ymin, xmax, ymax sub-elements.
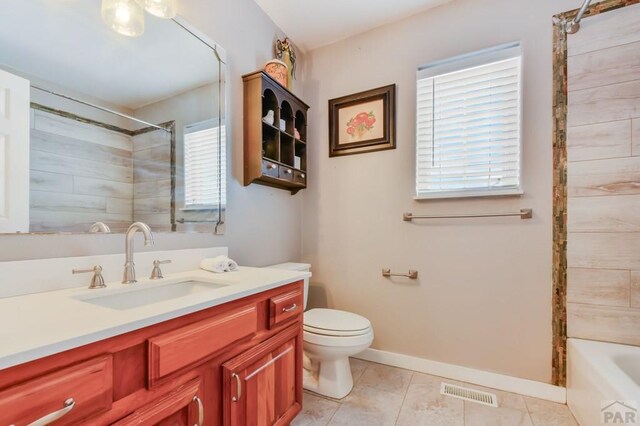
<box><xmin>301</xmin><ymin>0</ymin><xmax>583</xmax><ymax>383</ymax></box>
<box><xmin>0</xmin><ymin>0</ymin><xmax>304</xmax><ymax>267</ymax></box>
<box><xmin>566</xmin><ymin>4</ymin><xmax>640</xmax><ymax>345</ymax></box>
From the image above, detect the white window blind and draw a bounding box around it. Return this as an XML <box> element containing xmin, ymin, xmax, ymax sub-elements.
<box><xmin>184</xmin><ymin>120</ymin><xmax>226</xmax><ymax>209</ymax></box>
<box><xmin>416</xmin><ymin>43</ymin><xmax>522</xmax><ymax>199</ymax></box>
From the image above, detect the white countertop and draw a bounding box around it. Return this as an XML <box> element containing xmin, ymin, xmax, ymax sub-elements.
<box><xmin>0</xmin><ymin>266</ymin><xmax>309</xmax><ymax>370</ymax></box>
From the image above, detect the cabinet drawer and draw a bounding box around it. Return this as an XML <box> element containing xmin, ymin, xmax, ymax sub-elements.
<box><xmin>269</xmin><ymin>289</ymin><xmax>303</xmax><ymax>329</ymax></box>
<box><xmin>262</xmin><ymin>159</ymin><xmax>279</xmax><ymax>178</ymax></box>
<box><xmin>278</xmin><ymin>166</ymin><xmax>294</xmax><ymax>181</ymax></box>
<box><xmin>294</xmin><ymin>170</ymin><xmax>306</xmax><ymax>185</ymax></box>
<box><xmin>0</xmin><ymin>355</ymin><xmax>113</xmax><ymax>426</ymax></box>
<box><xmin>112</xmin><ymin>378</ymin><xmax>203</xmax><ymax>426</ymax></box>
<box><xmin>149</xmin><ymin>304</ymin><xmax>258</xmax><ymax>383</ymax></box>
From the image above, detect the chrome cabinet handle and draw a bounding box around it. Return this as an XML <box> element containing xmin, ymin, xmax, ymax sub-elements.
<box><xmin>284</xmin><ymin>169</ymin><xmax>292</xmax><ymax>174</ymax></box>
<box><xmin>192</xmin><ymin>396</ymin><xmax>204</xmax><ymax>426</ymax></box>
<box><xmin>300</xmin><ymin>173</ymin><xmax>305</xmax><ymax>179</ymax></box>
<box><xmin>282</xmin><ymin>303</ymin><xmax>298</xmax><ymax>313</ymax></box>
<box><xmin>17</xmin><ymin>398</ymin><xmax>75</xmax><ymax>426</ymax></box>
<box><xmin>231</xmin><ymin>373</ymin><xmax>242</xmax><ymax>402</ymax></box>
<box><xmin>266</xmin><ymin>164</ymin><xmax>277</xmax><ymax>170</ymax></box>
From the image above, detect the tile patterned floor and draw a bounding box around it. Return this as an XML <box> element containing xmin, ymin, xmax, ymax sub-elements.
<box><xmin>292</xmin><ymin>359</ymin><xmax>578</xmax><ymax>426</ymax></box>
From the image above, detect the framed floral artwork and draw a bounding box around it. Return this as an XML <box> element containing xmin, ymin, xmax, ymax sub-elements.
<box><xmin>328</xmin><ymin>84</ymin><xmax>396</xmax><ymax>157</ymax></box>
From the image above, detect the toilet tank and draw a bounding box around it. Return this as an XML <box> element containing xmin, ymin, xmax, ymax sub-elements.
<box><xmin>265</xmin><ymin>262</ymin><xmax>311</xmax><ymax>310</ymax></box>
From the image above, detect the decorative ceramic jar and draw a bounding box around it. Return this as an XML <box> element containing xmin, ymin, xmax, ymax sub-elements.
<box><xmin>264</xmin><ymin>59</ymin><xmax>288</xmax><ymax>87</ymax></box>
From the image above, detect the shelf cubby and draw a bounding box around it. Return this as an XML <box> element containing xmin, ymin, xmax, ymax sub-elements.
<box><xmin>262</xmin><ymin>123</ymin><xmax>279</xmax><ymax>162</ymax></box>
<box><xmin>280</xmin><ymin>133</ymin><xmax>295</xmax><ymax>167</ymax></box>
<box><xmin>295</xmin><ymin>110</ymin><xmax>307</xmax><ymax>142</ymax></box>
<box><xmin>294</xmin><ymin>141</ymin><xmax>307</xmax><ymax>172</ymax></box>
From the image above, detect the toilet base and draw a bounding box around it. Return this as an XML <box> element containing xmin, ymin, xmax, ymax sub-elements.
<box><xmin>303</xmin><ymin>356</ymin><xmax>354</xmax><ymax>399</ymax></box>
<box><xmin>302</xmin><ymin>326</ymin><xmax>374</xmax><ymax>399</ymax></box>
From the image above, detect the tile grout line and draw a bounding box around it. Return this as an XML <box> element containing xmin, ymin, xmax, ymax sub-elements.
<box><xmin>325</xmin><ymin>400</ymin><xmax>341</xmax><ymax>426</ymax></box>
<box><xmin>393</xmin><ymin>371</ymin><xmax>414</xmax><ymax>426</ymax></box>
<box><xmin>522</xmin><ymin>395</ymin><xmax>535</xmax><ymax>425</ymax></box>
<box><xmin>567</xmin><ymin>37</ymin><xmax>640</xmax><ymax>60</ymax></box>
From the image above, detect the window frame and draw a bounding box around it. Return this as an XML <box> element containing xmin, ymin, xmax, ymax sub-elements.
<box><xmin>414</xmin><ymin>42</ymin><xmax>524</xmax><ymax>200</ymax></box>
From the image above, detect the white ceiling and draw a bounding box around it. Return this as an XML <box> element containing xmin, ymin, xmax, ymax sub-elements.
<box><xmin>0</xmin><ymin>0</ymin><xmax>219</xmax><ymax>110</ymax></box>
<box><xmin>253</xmin><ymin>0</ymin><xmax>454</xmax><ymax>51</ymax></box>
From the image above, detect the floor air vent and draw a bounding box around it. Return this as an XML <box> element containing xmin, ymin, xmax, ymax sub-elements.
<box><xmin>440</xmin><ymin>383</ymin><xmax>498</xmax><ymax>407</ymax></box>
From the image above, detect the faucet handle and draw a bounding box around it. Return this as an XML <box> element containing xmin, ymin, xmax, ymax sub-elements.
<box><xmin>73</xmin><ymin>265</ymin><xmax>106</xmax><ymax>289</ymax></box>
<box><xmin>150</xmin><ymin>260</ymin><xmax>172</xmax><ymax>280</ymax></box>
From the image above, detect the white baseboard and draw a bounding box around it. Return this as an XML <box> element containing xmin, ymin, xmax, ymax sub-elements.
<box><xmin>354</xmin><ymin>348</ymin><xmax>566</xmax><ymax>404</ymax></box>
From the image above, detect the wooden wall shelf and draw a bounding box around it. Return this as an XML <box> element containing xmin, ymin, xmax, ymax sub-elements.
<box><xmin>243</xmin><ymin>71</ymin><xmax>309</xmax><ymax>194</ymax></box>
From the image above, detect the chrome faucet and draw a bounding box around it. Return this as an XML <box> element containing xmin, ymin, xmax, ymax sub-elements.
<box><xmin>122</xmin><ymin>222</ymin><xmax>154</xmax><ymax>284</ymax></box>
<box><xmin>89</xmin><ymin>222</ymin><xmax>111</xmax><ymax>233</ymax></box>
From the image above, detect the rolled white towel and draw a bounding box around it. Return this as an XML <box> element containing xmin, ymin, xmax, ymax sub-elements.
<box><xmin>200</xmin><ymin>255</ymin><xmax>230</xmax><ymax>273</ymax></box>
<box><xmin>200</xmin><ymin>255</ymin><xmax>239</xmax><ymax>273</ymax></box>
<box><xmin>228</xmin><ymin>258</ymin><xmax>239</xmax><ymax>271</ymax></box>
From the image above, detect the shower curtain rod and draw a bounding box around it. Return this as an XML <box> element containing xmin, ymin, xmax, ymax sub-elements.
<box><xmin>31</xmin><ymin>85</ymin><xmax>171</xmax><ymax>132</ymax></box>
<box><xmin>566</xmin><ymin>0</ymin><xmax>593</xmax><ymax>34</ymax></box>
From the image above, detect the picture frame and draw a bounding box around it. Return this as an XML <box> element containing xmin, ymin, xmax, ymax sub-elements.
<box><xmin>328</xmin><ymin>84</ymin><xmax>396</xmax><ymax>157</ymax></box>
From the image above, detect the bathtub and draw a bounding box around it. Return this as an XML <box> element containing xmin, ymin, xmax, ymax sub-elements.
<box><xmin>568</xmin><ymin>338</ymin><xmax>640</xmax><ymax>426</ymax></box>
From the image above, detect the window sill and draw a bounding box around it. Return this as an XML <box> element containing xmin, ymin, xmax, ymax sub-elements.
<box><xmin>414</xmin><ymin>188</ymin><xmax>523</xmax><ymax>200</ymax></box>
<box><xmin>179</xmin><ymin>207</ymin><xmax>227</xmax><ymax>213</ymax></box>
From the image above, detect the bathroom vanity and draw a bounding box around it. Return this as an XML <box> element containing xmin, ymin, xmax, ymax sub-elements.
<box><xmin>0</xmin><ymin>263</ymin><xmax>307</xmax><ymax>426</ymax></box>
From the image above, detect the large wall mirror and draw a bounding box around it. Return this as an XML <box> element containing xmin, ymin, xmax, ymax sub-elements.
<box><xmin>0</xmin><ymin>0</ymin><xmax>227</xmax><ymax>235</ymax></box>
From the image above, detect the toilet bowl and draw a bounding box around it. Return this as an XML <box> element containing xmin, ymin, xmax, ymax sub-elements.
<box><xmin>303</xmin><ymin>308</ymin><xmax>373</xmax><ymax>398</ymax></box>
<box><xmin>266</xmin><ymin>263</ymin><xmax>374</xmax><ymax>399</ymax></box>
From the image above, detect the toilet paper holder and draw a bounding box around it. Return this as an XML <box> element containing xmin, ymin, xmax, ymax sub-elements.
<box><xmin>382</xmin><ymin>269</ymin><xmax>418</xmax><ymax>279</ymax></box>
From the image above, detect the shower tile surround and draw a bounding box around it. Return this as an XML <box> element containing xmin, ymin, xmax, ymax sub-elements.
<box><xmin>293</xmin><ymin>359</ymin><xmax>577</xmax><ymax>426</ymax></box>
<box><xmin>552</xmin><ymin>0</ymin><xmax>640</xmax><ymax>385</ymax></box>
<box><xmin>27</xmin><ymin>106</ymin><xmax>174</xmax><ymax>233</ymax></box>
<box><xmin>565</xmin><ymin>2</ymin><xmax>640</xmax><ymax>346</ymax></box>
<box><xmin>132</xmin><ymin>128</ymin><xmax>174</xmax><ymax>232</ymax></box>
<box><xmin>29</xmin><ymin>108</ymin><xmax>134</xmax><ymax>232</ymax></box>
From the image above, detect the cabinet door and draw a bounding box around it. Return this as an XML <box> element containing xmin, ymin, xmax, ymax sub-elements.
<box><xmin>112</xmin><ymin>378</ymin><xmax>204</xmax><ymax>426</ymax></box>
<box><xmin>222</xmin><ymin>325</ymin><xmax>302</xmax><ymax>426</ymax></box>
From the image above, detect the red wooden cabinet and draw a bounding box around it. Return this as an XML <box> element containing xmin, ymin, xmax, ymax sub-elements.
<box><xmin>0</xmin><ymin>281</ymin><xmax>304</xmax><ymax>426</ymax></box>
<box><xmin>222</xmin><ymin>324</ymin><xmax>303</xmax><ymax>426</ymax></box>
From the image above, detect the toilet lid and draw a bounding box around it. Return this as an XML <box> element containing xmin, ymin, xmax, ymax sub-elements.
<box><xmin>303</xmin><ymin>309</ymin><xmax>371</xmax><ymax>336</ymax></box>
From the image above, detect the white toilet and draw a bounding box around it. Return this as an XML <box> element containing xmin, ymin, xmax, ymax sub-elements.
<box><xmin>267</xmin><ymin>263</ymin><xmax>374</xmax><ymax>399</ymax></box>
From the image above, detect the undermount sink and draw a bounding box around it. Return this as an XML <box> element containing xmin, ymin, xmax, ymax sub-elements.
<box><xmin>75</xmin><ymin>279</ymin><xmax>228</xmax><ymax>310</ymax></box>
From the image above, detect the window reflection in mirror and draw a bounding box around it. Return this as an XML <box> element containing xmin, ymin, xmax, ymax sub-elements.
<box><xmin>0</xmin><ymin>0</ymin><xmax>226</xmax><ymax>234</ymax></box>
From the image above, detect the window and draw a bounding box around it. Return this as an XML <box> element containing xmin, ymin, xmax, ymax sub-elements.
<box><xmin>183</xmin><ymin>119</ymin><xmax>226</xmax><ymax>209</ymax></box>
<box><xmin>415</xmin><ymin>43</ymin><xmax>522</xmax><ymax>199</ymax></box>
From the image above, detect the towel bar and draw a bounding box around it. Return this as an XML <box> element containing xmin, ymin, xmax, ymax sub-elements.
<box><xmin>403</xmin><ymin>208</ymin><xmax>533</xmax><ymax>221</ymax></box>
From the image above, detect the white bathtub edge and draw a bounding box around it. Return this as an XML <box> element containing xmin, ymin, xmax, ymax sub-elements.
<box><xmin>355</xmin><ymin>348</ymin><xmax>566</xmax><ymax>403</ymax></box>
<box><xmin>567</xmin><ymin>338</ymin><xmax>640</xmax><ymax>426</ymax></box>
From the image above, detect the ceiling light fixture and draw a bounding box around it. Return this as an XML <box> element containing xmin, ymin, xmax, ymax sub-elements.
<box><xmin>138</xmin><ymin>0</ymin><xmax>177</xmax><ymax>19</ymax></box>
<box><xmin>101</xmin><ymin>0</ymin><xmax>145</xmax><ymax>37</ymax></box>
